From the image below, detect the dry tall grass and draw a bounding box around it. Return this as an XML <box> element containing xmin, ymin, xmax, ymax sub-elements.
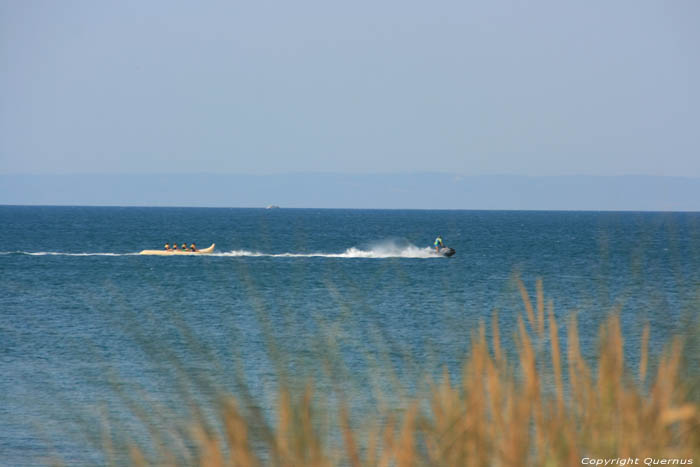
<box><xmin>111</xmin><ymin>279</ymin><xmax>699</xmax><ymax>466</ymax></box>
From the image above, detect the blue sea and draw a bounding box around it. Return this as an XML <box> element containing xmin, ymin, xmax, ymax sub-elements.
<box><xmin>1</xmin><ymin>206</ymin><xmax>698</xmax><ymax>465</ymax></box>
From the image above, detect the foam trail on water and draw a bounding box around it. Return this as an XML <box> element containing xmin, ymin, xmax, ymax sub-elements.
<box><xmin>217</xmin><ymin>242</ymin><xmax>439</xmax><ymax>259</ymax></box>
<box><xmin>0</xmin><ymin>251</ymin><xmax>138</xmax><ymax>256</ymax></box>
<box><xmin>0</xmin><ymin>241</ymin><xmax>443</xmax><ymax>259</ymax></box>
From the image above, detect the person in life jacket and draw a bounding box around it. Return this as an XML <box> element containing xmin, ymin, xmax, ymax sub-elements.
<box><xmin>434</xmin><ymin>235</ymin><xmax>444</xmax><ymax>252</ymax></box>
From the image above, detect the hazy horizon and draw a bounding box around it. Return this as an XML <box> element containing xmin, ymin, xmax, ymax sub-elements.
<box><xmin>2</xmin><ymin>173</ymin><xmax>698</xmax><ymax>211</ymax></box>
<box><xmin>5</xmin><ymin>170</ymin><xmax>700</xmax><ymax>178</ymax></box>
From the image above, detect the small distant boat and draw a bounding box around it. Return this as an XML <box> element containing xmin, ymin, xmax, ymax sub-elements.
<box><xmin>266</xmin><ymin>205</ymin><xmax>280</xmax><ymax>209</ymax></box>
<box><xmin>139</xmin><ymin>243</ymin><xmax>216</xmax><ymax>256</ymax></box>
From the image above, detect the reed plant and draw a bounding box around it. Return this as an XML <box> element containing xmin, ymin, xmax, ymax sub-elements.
<box><xmin>92</xmin><ymin>279</ymin><xmax>699</xmax><ymax>466</ymax></box>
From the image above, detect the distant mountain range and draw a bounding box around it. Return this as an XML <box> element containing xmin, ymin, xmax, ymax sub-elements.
<box><xmin>1</xmin><ymin>173</ymin><xmax>698</xmax><ymax>211</ymax></box>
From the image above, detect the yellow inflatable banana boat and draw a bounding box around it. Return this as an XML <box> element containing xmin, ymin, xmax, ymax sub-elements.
<box><xmin>139</xmin><ymin>243</ymin><xmax>215</xmax><ymax>255</ymax></box>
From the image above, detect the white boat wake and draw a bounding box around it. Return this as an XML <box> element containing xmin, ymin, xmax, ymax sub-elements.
<box><xmin>216</xmin><ymin>243</ymin><xmax>439</xmax><ymax>259</ymax></box>
<box><xmin>0</xmin><ymin>251</ymin><xmax>139</xmax><ymax>256</ymax></box>
<box><xmin>1</xmin><ymin>242</ymin><xmax>442</xmax><ymax>259</ymax></box>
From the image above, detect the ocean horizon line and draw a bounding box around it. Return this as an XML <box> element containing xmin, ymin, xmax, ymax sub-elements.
<box><xmin>1</xmin><ymin>204</ymin><xmax>699</xmax><ymax>213</ymax></box>
<box><xmin>2</xmin><ymin>173</ymin><xmax>699</xmax><ymax>211</ymax></box>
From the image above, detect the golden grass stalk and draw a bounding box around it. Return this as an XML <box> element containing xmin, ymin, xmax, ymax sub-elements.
<box><xmin>536</xmin><ymin>278</ymin><xmax>545</xmax><ymax>338</ymax></box>
<box><xmin>548</xmin><ymin>299</ymin><xmax>564</xmax><ymax>412</ymax></box>
<box><xmin>517</xmin><ymin>277</ymin><xmax>537</xmax><ymax>335</ymax></box>
<box><xmin>640</xmin><ymin>322</ymin><xmax>650</xmax><ymax>384</ymax></box>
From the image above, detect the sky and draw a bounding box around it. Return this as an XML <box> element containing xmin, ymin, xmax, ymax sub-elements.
<box><xmin>1</xmin><ymin>0</ymin><xmax>699</xmax><ymax>177</ymax></box>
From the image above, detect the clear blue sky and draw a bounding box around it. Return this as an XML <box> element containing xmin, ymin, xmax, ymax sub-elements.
<box><xmin>1</xmin><ymin>0</ymin><xmax>698</xmax><ymax>177</ymax></box>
